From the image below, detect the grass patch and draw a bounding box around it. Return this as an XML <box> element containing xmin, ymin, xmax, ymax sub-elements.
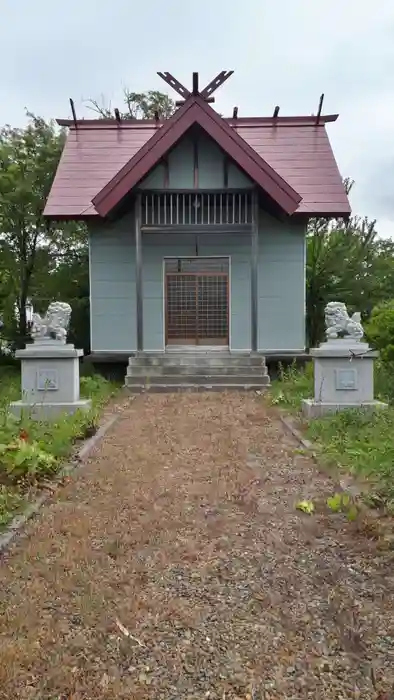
<box><xmin>308</xmin><ymin>409</ymin><xmax>394</xmax><ymax>505</ymax></box>
<box><xmin>374</xmin><ymin>359</ymin><xmax>394</xmax><ymax>404</ymax></box>
<box><xmin>269</xmin><ymin>360</ymin><xmax>394</xmax><ymax>508</ymax></box>
<box><xmin>0</xmin><ymin>368</ymin><xmax>120</xmax><ymax>529</ymax></box>
<box><xmin>270</xmin><ymin>361</ymin><xmax>313</xmax><ymax>413</ymax></box>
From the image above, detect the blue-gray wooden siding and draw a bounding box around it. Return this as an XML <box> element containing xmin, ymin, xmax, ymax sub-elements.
<box><xmin>88</xmin><ymin>211</ymin><xmax>305</xmax><ymax>353</ymax></box>
<box><xmin>89</xmin><ymin>132</ymin><xmax>305</xmax><ymax>352</ymax></box>
<box><xmin>139</xmin><ymin>132</ymin><xmax>252</xmax><ymax>190</ymax></box>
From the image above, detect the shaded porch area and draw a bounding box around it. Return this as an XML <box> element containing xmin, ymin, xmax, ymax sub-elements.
<box><xmin>134</xmin><ymin>189</ymin><xmax>259</xmax><ymax>354</ymax></box>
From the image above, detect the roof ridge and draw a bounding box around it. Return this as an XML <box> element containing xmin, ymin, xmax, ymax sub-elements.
<box><xmin>44</xmin><ymin>100</ymin><xmax>350</xmax><ymax>221</ymax></box>
<box><xmin>91</xmin><ymin>95</ymin><xmax>301</xmax><ymax>217</ymax></box>
<box><xmin>56</xmin><ymin>114</ymin><xmax>338</xmax><ymax>129</ymax></box>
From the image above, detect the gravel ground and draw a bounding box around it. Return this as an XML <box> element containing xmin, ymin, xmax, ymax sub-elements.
<box><xmin>0</xmin><ymin>392</ymin><xmax>393</xmax><ymax>700</ymax></box>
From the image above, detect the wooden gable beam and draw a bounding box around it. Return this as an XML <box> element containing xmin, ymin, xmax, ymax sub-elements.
<box><xmin>69</xmin><ymin>98</ymin><xmax>78</xmax><ymax>128</ymax></box>
<box><xmin>200</xmin><ymin>71</ymin><xmax>234</xmax><ymax>99</ymax></box>
<box><xmin>158</xmin><ymin>70</ymin><xmax>234</xmax><ymax>106</ymax></box>
<box><xmin>157</xmin><ymin>72</ymin><xmax>190</xmax><ymax>100</ymax></box>
<box><xmin>316</xmin><ymin>93</ymin><xmax>325</xmax><ymax>125</ymax></box>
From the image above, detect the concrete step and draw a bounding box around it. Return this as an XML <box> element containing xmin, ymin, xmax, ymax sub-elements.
<box><xmin>124</xmin><ymin>383</ymin><xmax>269</xmax><ymax>394</ymax></box>
<box><xmin>128</xmin><ymin>354</ymin><xmax>266</xmax><ymax>369</ymax></box>
<box><xmin>126</xmin><ymin>364</ymin><xmax>268</xmax><ymax>377</ymax></box>
<box><xmin>125</xmin><ymin>374</ymin><xmax>270</xmax><ymax>387</ymax></box>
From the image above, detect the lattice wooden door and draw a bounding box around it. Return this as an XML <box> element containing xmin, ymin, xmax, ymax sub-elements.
<box><xmin>165</xmin><ymin>260</ymin><xmax>229</xmax><ymax>346</ymax></box>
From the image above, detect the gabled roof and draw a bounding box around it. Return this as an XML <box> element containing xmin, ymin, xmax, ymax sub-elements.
<box><xmin>91</xmin><ymin>96</ymin><xmax>301</xmax><ymax>217</ymax></box>
<box><xmin>44</xmin><ymin>108</ymin><xmax>351</xmax><ymax>220</ymax></box>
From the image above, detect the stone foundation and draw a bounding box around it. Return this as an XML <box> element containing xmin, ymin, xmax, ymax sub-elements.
<box><xmin>301</xmin><ymin>398</ymin><xmax>388</xmax><ymax>419</ymax></box>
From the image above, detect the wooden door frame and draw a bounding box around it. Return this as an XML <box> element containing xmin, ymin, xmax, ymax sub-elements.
<box><xmin>163</xmin><ymin>257</ymin><xmax>230</xmax><ymax>347</ymax></box>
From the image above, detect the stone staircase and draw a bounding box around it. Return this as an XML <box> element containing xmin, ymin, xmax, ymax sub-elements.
<box><xmin>124</xmin><ymin>350</ymin><xmax>270</xmax><ymax>393</ymax></box>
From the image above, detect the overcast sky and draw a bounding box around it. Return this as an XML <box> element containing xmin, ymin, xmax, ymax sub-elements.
<box><xmin>1</xmin><ymin>0</ymin><xmax>393</xmax><ymax>236</ymax></box>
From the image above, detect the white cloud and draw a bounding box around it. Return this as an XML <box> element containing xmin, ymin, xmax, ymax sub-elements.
<box><xmin>0</xmin><ymin>0</ymin><xmax>393</xmax><ymax>234</ymax></box>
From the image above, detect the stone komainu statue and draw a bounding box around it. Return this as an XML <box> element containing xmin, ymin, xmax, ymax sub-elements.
<box><xmin>324</xmin><ymin>301</ymin><xmax>364</xmax><ymax>341</ymax></box>
<box><xmin>31</xmin><ymin>302</ymin><xmax>72</xmax><ymax>343</ymax></box>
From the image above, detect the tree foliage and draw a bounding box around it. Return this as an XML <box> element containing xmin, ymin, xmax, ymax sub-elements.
<box><xmin>365</xmin><ymin>301</ymin><xmax>394</xmax><ymax>363</ymax></box>
<box><xmin>0</xmin><ymin>89</ymin><xmax>175</xmax><ymax>355</ymax></box>
<box><xmin>306</xmin><ymin>180</ymin><xmax>394</xmax><ymax>347</ymax></box>
<box><xmin>87</xmin><ymin>89</ymin><xmax>175</xmax><ymax>120</ymax></box>
<box><xmin>1</xmin><ymin>88</ymin><xmax>394</xmax><ymax>360</ymax></box>
<box><xmin>0</xmin><ymin>114</ymin><xmax>86</xmax><ymax>348</ymax></box>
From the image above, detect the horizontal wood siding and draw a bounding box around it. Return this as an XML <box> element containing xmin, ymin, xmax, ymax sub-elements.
<box><xmin>258</xmin><ymin>212</ymin><xmax>306</xmax><ymax>351</ymax></box>
<box><xmin>89</xmin><ymin>213</ymin><xmax>136</xmax><ymax>351</ymax></box>
<box><xmin>88</xmin><ymin>209</ymin><xmax>306</xmax><ymax>353</ymax></box>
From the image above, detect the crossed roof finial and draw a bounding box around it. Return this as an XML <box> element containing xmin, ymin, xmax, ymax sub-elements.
<box><xmin>157</xmin><ymin>71</ymin><xmax>234</xmax><ymax>105</ymax></box>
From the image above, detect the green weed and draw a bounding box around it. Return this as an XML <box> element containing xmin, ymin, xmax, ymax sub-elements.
<box><xmin>269</xmin><ymin>361</ymin><xmax>313</xmax><ymax>412</ymax></box>
<box><xmin>0</xmin><ymin>370</ymin><xmax>119</xmax><ymax>528</ymax></box>
<box><xmin>270</xmin><ymin>360</ymin><xmax>394</xmax><ymax>508</ymax></box>
<box><xmin>326</xmin><ymin>491</ymin><xmax>359</xmax><ymax>521</ymax></box>
<box><xmin>0</xmin><ymin>485</ymin><xmax>23</xmax><ymax>526</ymax></box>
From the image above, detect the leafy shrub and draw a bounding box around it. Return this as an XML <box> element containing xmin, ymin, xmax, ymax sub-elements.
<box><xmin>0</xmin><ymin>437</ymin><xmax>57</xmax><ymax>484</ymax></box>
<box><xmin>374</xmin><ymin>358</ymin><xmax>394</xmax><ymax>405</ymax></box>
<box><xmin>0</xmin><ymin>372</ymin><xmax>119</xmax><ymax>527</ymax></box>
<box><xmin>366</xmin><ymin>300</ymin><xmax>394</xmax><ymax>363</ymax></box>
<box><xmin>80</xmin><ymin>374</ymin><xmax>116</xmax><ymax>405</ymax></box>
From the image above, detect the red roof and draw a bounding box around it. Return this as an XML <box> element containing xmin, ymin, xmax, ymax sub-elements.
<box><xmin>44</xmin><ymin>103</ymin><xmax>350</xmax><ymax>219</ymax></box>
<box><xmin>92</xmin><ymin>96</ymin><xmax>301</xmax><ymax>217</ymax></box>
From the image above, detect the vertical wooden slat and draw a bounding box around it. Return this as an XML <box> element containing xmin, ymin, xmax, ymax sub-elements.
<box><xmin>251</xmin><ymin>190</ymin><xmax>259</xmax><ymax>352</ymax></box>
<box><xmin>140</xmin><ymin>190</ymin><xmax>255</xmax><ymax>229</ymax></box>
<box><xmin>135</xmin><ymin>194</ymin><xmax>143</xmax><ymax>352</ymax></box>
<box><xmin>223</xmin><ymin>156</ymin><xmax>229</xmax><ymax>188</ymax></box>
<box><xmin>193</xmin><ymin>136</ymin><xmax>199</xmax><ymax>189</ymax></box>
<box><xmin>164</xmin><ymin>274</ymin><xmax>168</xmax><ymax>345</ymax></box>
<box><xmin>163</xmin><ymin>158</ymin><xmax>169</xmax><ymax>188</ymax></box>
<box><xmin>195</xmin><ymin>274</ymin><xmax>199</xmax><ymax>345</ymax></box>
<box><xmin>226</xmin><ymin>272</ymin><xmax>230</xmax><ymax>345</ymax></box>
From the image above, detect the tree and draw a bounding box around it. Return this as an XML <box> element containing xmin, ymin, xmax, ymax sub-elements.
<box><xmin>0</xmin><ymin>114</ymin><xmax>86</xmax><ymax>348</ymax></box>
<box><xmin>31</xmin><ymin>251</ymin><xmax>90</xmax><ymax>352</ymax></box>
<box><xmin>366</xmin><ymin>301</ymin><xmax>394</xmax><ymax>363</ymax></box>
<box><xmin>0</xmin><ymin>89</ymin><xmax>175</xmax><ymax>354</ymax></box>
<box><xmin>87</xmin><ymin>89</ymin><xmax>175</xmax><ymax>120</ymax></box>
<box><xmin>306</xmin><ymin>180</ymin><xmax>394</xmax><ymax>347</ymax></box>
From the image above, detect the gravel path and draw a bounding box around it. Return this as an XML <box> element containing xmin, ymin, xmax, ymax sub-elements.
<box><xmin>0</xmin><ymin>393</ymin><xmax>393</xmax><ymax>699</ymax></box>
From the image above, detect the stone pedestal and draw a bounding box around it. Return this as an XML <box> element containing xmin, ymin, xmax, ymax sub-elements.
<box><xmin>301</xmin><ymin>339</ymin><xmax>388</xmax><ymax>418</ymax></box>
<box><xmin>9</xmin><ymin>339</ymin><xmax>91</xmax><ymax>420</ymax></box>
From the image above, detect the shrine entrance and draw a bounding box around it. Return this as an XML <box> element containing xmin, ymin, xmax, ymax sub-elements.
<box><xmin>165</xmin><ymin>258</ymin><xmax>229</xmax><ymax>346</ymax></box>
